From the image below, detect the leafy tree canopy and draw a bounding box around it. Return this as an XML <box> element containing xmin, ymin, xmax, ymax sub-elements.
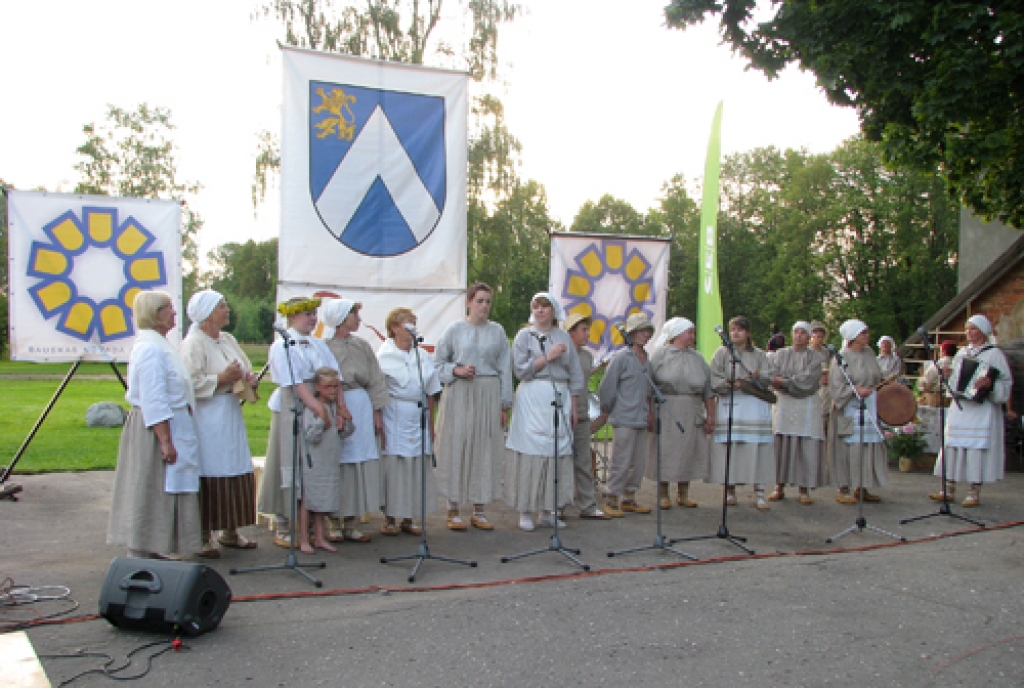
<box><xmin>74</xmin><ymin>104</ymin><xmax>204</xmax><ymax>290</ymax></box>
<box><xmin>665</xmin><ymin>1</ymin><xmax>1024</xmax><ymax>227</ymax></box>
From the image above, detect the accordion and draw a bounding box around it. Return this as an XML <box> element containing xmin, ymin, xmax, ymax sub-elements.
<box><xmin>953</xmin><ymin>356</ymin><xmax>1000</xmax><ymax>403</ymax></box>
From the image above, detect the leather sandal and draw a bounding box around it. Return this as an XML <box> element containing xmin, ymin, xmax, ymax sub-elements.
<box><xmin>620</xmin><ymin>499</ymin><xmax>652</xmax><ymax>514</ymax></box>
<box><xmin>218</xmin><ymin>533</ymin><xmax>258</xmax><ymax>549</ymax></box>
<box><xmin>381</xmin><ymin>521</ymin><xmax>400</xmax><ymax>536</ymax></box>
<box><xmin>470</xmin><ymin>513</ymin><xmax>494</xmax><ymax>530</ymax></box>
<box><xmin>400</xmin><ymin>520</ymin><xmax>422</xmax><ymax>535</ymax></box>
<box><xmin>767</xmin><ymin>490</ymin><xmax>785</xmax><ymax>501</ymax></box>
<box><xmin>447</xmin><ymin>510</ymin><xmax>468</xmax><ymax>531</ymax></box>
<box><xmin>343</xmin><ymin>528</ymin><xmax>371</xmax><ymax>543</ymax></box>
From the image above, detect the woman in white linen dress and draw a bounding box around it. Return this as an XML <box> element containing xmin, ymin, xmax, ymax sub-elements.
<box><xmin>320</xmin><ymin>298</ymin><xmax>389</xmax><ymax>543</ymax></box>
<box><xmin>107</xmin><ymin>290</ymin><xmax>202</xmax><ymax>559</ymax></box>
<box><xmin>377</xmin><ymin>307</ymin><xmax>441</xmax><ymax>535</ymax></box>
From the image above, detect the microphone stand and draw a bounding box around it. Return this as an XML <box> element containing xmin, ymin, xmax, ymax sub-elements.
<box><xmin>608</xmin><ymin>329</ymin><xmax>698</xmax><ymax>561</ymax></box>
<box><xmin>231</xmin><ymin>328</ymin><xmax>326</xmax><ymax>587</ymax></box>
<box><xmin>672</xmin><ymin>327</ymin><xmax>753</xmax><ymax>555</ymax></box>
<box><xmin>901</xmin><ymin>336</ymin><xmax>983</xmax><ymax>528</ymax></box>
<box><xmin>502</xmin><ymin>331</ymin><xmax>590</xmax><ymax>571</ymax></box>
<box><xmin>381</xmin><ymin>330</ymin><xmax>477</xmax><ymax>581</ymax></box>
<box><xmin>827</xmin><ymin>348</ymin><xmax>905</xmax><ymax>544</ymax></box>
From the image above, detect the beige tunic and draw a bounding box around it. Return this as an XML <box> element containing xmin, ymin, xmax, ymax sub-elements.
<box><xmin>645</xmin><ymin>344</ymin><xmax>712</xmax><ymax>482</ymax></box>
<box><xmin>771</xmin><ymin>346</ymin><xmax>827</xmax><ymax>487</ymax></box>
<box><xmin>828</xmin><ymin>347</ymin><xmax>889</xmax><ymax>489</ymax></box>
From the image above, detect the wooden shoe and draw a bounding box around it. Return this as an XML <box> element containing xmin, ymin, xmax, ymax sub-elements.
<box><xmin>854</xmin><ymin>488</ymin><xmax>881</xmax><ymax>502</ymax></box>
<box><xmin>620</xmin><ymin>499</ymin><xmax>652</xmax><ymax>514</ymax></box>
<box><xmin>603</xmin><ymin>501</ymin><xmax>625</xmax><ymax>518</ymax></box>
<box><xmin>836</xmin><ymin>492</ymin><xmax>857</xmax><ymax>505</ymax></box>
<box><xmin>798</xmin><ymin>494</ymin><xmax>814</xmax><ymax>505</ymax></box>
<box><xmin>677</xmin><ymin>496</ymin><xmax>698</xmax><ymax>508</ymax></box>
<box><xmin>470</xmin><ymin>513</ymin><xmax>494</xmax><ymax>530</ymax></box>
<box><xmin>962</xmin><ymin>495</ymin><xmax>980</xmax><ymax>507</ymax></box>
<box><xmin>400</xmin><ymin>520</ymin><xmax>422</xmax><ymax>535</ymax></box>
<box><xmin>659</xmin><ymin>497</ymin><xmax>672</xmax><ymax>510</ymax></box>
<box><xmin>343</xmin><ymin>528</ymin><xmax>371</xmax><ymax>543</ymax></box>
<box><xmin>381</xmin><ymin>520</ymin><xmax>400</xmax><ymax>536</ymax></box>
<box><xmin>447</xmin><ymin>510</ymin><xmax>468</xmax><ymax>531</ymax></box>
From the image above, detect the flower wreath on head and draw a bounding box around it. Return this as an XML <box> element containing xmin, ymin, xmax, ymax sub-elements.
<box><xmin>277</xmin><ymin>297</ymin><xmax>322</xmax><ymax>317</ymax></box>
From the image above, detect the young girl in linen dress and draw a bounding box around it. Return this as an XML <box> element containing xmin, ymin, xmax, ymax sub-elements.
<box><xmin>299</xmin><ymin>368</ymin><xmax>345</xmax><ymax>555</ymax></box>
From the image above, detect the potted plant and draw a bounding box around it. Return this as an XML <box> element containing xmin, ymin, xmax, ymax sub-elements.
<box><xmin>885</xmin><ymin>422</ymin><xmax>927</xmax><ymax>471</ymax></box>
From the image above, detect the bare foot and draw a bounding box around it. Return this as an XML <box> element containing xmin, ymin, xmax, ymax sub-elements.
<box><xmin>315</xmin><ymin>540</ymin><xmax>338</xmax><ymax>553</ymax></box>
<box><xmin>299</xmin><ymin>542</ymin><xmax>316</xmax><ymax>555</ymax></box>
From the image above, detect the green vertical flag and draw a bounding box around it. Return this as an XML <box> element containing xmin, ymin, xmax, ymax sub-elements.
<box><xmin>697</xmin><ymin>102</ymin><xmax>725</xmax><ymax>360</ymax></box>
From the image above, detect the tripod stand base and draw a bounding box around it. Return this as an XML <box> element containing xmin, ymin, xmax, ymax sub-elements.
<box><xmin>670</xmin><ymin>524</ymin><xmax>755</xmax><ymax>555</ymax></box>
<box><xmin>381</xmin><ymin>542</ymin><xmax>477</xmax><ymax>583</ymax></box>
<box><xmin>230</xmin><ymin>553</ymin><xmax>327</xmax><ymax>588</ymax></box>
<box><xmin>826</xmin><ymin>516</ymin><xmax>905</xmax><ymax>544</ymax></box>
<box><xmin>501</xmin><ymin>534</ymin><xmax>590</xmax><ymax>571</ymax></box>
<box><xmin>0</xmin><ymin>482</ymin><xmax>23</xmax><ymax>501</ymax></box>
<box><xmin>607</xmin><ymin>534</ymin><xmax>698</xmax><ymax>561</ymax></box>
<box><xmin>900</xmin><ymin>501</ymin><xmax>985</xmax><ymax>528</ymax></box>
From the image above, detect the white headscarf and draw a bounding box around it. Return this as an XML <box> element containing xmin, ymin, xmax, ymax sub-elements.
<box><xmin>655</xmin><ymin>317</ymin><xmax>694</xmax><ymax>348</ymax></box>
<box><xmin>967</xmin><ymin>314</ymin><xmax>993</xmax><ymax>338</ymax></box>
<box><xmin>528</xmin><ymin>292</ymin><xmax>566</xmax><ymax>325</ymax></box>
<box><xmin>186</xmin><ymin>289</ymin><xmax>223</xmax><ymax>336</ymax></box>
<box><xmin>319</xmin><ymin>298</ymin><xmax>356</xmax><ymax>340</ymax></box>
<box><xmin>877</xmin><ymin>335</ymin><xmax>895</xmax><ymax>350</ymax></box>
<box><xmin>792</xmin><ymin>321</ymin><xmax>812</xmax><ymax>336</ymax></box>
<box><xmin>839</xmin><ymin>319</ymin><xmax>868</xmax><ymax>343</ymax></box>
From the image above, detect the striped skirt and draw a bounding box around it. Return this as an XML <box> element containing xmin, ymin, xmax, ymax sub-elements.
<box><xmin>200</xmin><ymin>473</ymin><xmax>256</xmax><ymax>533</ymax></box>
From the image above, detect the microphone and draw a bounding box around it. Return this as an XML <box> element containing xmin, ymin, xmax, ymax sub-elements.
<box><xmin>917</xmin><ymin>326</ymin><xmax>932</xmax><ymax>354</ymax></box>
<box><xmin>714</xmin><ymin>325</ymin><xmax>730</xmax><ymax>346</ymax></box>
<box><xmin>826</xmin><ymin>344</ymin><xmax>845</xmax><ymax>366</ymax></box>
<box><xmin>273</xmin><ymin>324</ymin><xmax>293</xmax><ymax>345</ymax></box>
<box><xmin>403</xmin><ymin>322</ymin><xmax>423</xmax><ymax>341</ymax></box>
<box><xmin>615</xmin><ymin>323</ymin><xmax>634</xmax><ymax>348</ymax></box>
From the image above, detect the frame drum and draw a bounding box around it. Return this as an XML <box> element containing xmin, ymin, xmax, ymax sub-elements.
<box><xmin>877</xmin><ymin>382</ymin><xmax>917</xmax><ymax>426</ymax></box>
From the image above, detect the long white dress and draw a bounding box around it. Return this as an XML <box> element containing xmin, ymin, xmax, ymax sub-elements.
<box><xmin>934</xmin><ymin>343</ymin><xmax>1012</xmax><ymax>483</ymax></box>
<box><xmin>828</xmin><ymin>347</ymin><xmax>888</xmax><ymax>489</ymax></box>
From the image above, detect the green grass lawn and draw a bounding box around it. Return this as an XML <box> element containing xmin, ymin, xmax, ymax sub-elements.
<box><xmin>0</xmin><ymin>363</ymin><xmax>276</xmax><ymax>474</ymax></box>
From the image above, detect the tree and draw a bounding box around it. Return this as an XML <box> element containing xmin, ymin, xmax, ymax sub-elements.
<box><xmin>570</xmin><ymin>194</ymin><xmax>664</xmax><ymax>237</ymax></box>
<box><xmin>205</xmin><ymin>238</ymin><xmax>279</xmax><ymax>301</ymax></box>
<box><xmin>664</xmin><ymin>1</ymin><xmax>1024</xmax><ymax>227</ymax></box>
<box><xmin>74</xmin><ymin>104</ymin><xmax>204</xmax><ymax>292</ymax></box>
<box><xmin>648</xmin><ymin>174</ymin><xmax>701</xmax><ymax>322</ymax></box>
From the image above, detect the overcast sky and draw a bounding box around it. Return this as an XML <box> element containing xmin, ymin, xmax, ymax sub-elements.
<box><xmin>0</xmin><ymin>0</ymin><xmax>861</xmax><ymax>260</ymax></box>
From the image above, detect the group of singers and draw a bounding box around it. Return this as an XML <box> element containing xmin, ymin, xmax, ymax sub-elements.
<box><xmin>106</xmin><ymin>286</ymin><xmax>1013</xmax><ymax>560</ymax></box>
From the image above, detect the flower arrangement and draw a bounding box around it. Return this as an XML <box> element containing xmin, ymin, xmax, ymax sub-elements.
<box><xmin>885</xmin><ymin>422</ymin><xmax>927</xmax><ymax>458</ymax></box>
<box><xmin>277</xmin><ymin>297</ymin><xmax>321</xmax><ymax>317</ymax></box>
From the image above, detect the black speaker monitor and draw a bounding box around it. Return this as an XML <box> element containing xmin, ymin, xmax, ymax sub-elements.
<box><xmin>99</xmin><ymin>557</ymin><xmax>232</xmax><ymax>636</ymax></box>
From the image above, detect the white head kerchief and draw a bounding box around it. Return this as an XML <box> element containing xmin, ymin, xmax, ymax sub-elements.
<box><xmin>839</xmin><ymin>319</ymin><xmax>868</xmax><ymax>343</ymax></box>
<box><xmin>319</xmin><ymin>298</ymin><xmax>356</xmax><ymax>340</ymax></box>
<box><xmin>792</xmin><ymin>321</ymin><xmax>812</xmax><ymax>336</ymax></box>
<box><xmin>186</xmin><ymin>290</ymin><xmax>223</xmax><ymax>336</ymax></box>
<box><xmin>528</xmin><ymin>292</ymin><xmax>566</xmax><ymax>325</ymax></box>
<box><xmin>655</xmin><ymin>317</ymin><xmax>694</xmax><ymax>348</ymax></box>
<box><xmin>967</xmin><ymin>314</ymin><xmax>993</xmax><ymax>338</ymax></box>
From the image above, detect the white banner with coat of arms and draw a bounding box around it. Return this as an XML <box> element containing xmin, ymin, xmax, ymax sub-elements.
<box><xmin>6</xmin><ymin>190</ymin><xmax>182</xmax><ymax>362</ymax></box>
<box><xmin>279</xmin><ymin>46</ymin><xmax>468</xmax><ymax>298</ymax></box>
<box><xmin>549</xmin><ymin>232</ymin><xmax>670</xmax><ymax>364</ymax></box>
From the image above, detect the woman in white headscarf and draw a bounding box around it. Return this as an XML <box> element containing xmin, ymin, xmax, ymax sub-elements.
<box><xmin>107</xmin><ymin>290</ymin><xmax>202</xmax><ymax>559</ymax></box>
<box><xmin>505</xmin><ymin>293</ymin><xmax>583</xmax><ymax>531</ymax></box>
<box><xmin>320</xmin><ymin>298</ymin><xmax>390</xmax><ymax>543</ymax></box>
<box><xmin>828</xmin><ymin>319</ymin><xmax>888</xmax><ymax>504</ymax></box>
<box><xmin>876</xmin><ymin>335</ymin><xmax>903</xmax><ymax>380</ymax></box>
<box><xmin>180</xmin><ymin>290</ymin><xmax>260</xmax><ymax>557</ymax></box>
<box><xmin>768</xmin><ymin>321</ymin><xmax>827</xmax><ymax>504</ymax></box>
<box><xmin>929</xmin><ymin>314</ymin><xmax>1012</xmax><ymax>507</ymax></box>
<box><xmin>645</xmin><ymin>317</ymin><xmax>713</xmax><ymax>509</ymax></box>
